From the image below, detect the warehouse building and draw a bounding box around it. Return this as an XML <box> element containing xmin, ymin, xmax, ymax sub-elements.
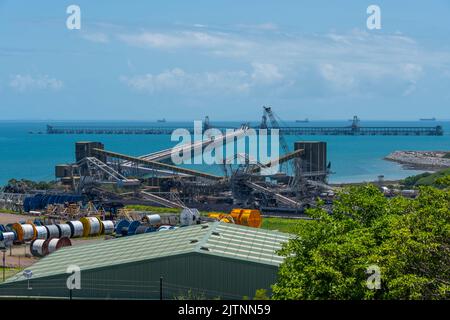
<box><xmin>0</xmin><ymin>222</ymin><xmax>292</xmax><ymax>299</ymax></box>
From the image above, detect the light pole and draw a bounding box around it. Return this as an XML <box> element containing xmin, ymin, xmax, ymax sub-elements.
<box><xmin>0</xmin><ymin>241</ymin><xmax>6</xmax><ymax>282</ymax></box>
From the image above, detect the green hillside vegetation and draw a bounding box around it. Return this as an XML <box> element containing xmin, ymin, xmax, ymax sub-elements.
<box><xmin>402</xmin><ymin>168</ymin><xmax>450</xmax><ymax>187</ymax></box>
<box><xmin>272</xmin><ymin>184</ymin><xmax>450</xmax><ymax>300</ymax></box>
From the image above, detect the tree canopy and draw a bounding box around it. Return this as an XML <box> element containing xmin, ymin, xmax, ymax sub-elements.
<box><xmin>272</xmin><ymin>184</ymin><xmax>450</xmax><ymax>300</ymax></box>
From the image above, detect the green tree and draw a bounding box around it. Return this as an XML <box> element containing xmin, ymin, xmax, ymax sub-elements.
<box><xmin>272</xmin><ymin>185</ymin><xmax>450</xmax><ymax>300</ymax></box>
<box><xmin>436</xmin><ymin>175</ymin><xmax>450</xmax><ymax>187</ymax></box>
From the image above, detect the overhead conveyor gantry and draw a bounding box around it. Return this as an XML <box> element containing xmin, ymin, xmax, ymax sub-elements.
<box><xmin>93</xmin><ymin>148</ymin><xmax>223</xmax><ymax>181</ymax></box>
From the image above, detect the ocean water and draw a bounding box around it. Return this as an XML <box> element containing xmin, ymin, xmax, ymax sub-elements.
<box><xmin>0</xmin><ymin>120</ymin><xmax>449</xmax><ymax>186</ymax></box>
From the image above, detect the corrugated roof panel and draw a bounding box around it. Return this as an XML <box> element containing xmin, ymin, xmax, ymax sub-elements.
<box><xmin>199</xmin><ymin>222</ymin><xmax>292</xmax><ymax>266</ymax></box>
<box><xmin>4</xmin><ymin>222</ymin><xmax>293</xmax><ymax>283</ymax></box>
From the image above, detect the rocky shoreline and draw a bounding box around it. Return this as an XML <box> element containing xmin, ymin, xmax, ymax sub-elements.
<box><xmin>385</xmin><ymin>151</ymin><xmax>450</xmax><ymax>170</ymax></box>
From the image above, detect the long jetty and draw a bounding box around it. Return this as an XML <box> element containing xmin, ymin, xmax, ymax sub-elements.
<box><xmin>46</xmin><ymin>124</ymin><xmax>444</xmax><ymax>136</ymax></box>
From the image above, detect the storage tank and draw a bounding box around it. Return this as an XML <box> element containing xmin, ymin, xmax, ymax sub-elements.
<box><xmin>101</xmin><ymin>220</ymin><xmax>114</xmax><ymax>235</ymax></box>
<box><xmin>0</xmin><ymin>231</ymin><xmax>16</xmax><ymax>243</ymax></box>
<box><xmin>34</xmin><ymin>226</ymin><xmax>48</xmax><ymax>239</ymax></box>
<box><xmin>57</xmin><ymin>224</ymin><xmax>72</xmax><ymax>238</ymax></box>
<box><xmin>143</xmin><ymin>214</ymin><xmax>161</xmax><ymax>226</ymax></box>
<box><xmin>45</xmin><ymin>224</ymin><xmax>60</xmax><ymax>239</ymax></box>
<box><xmin>67</xmin><ymin>221</ymin><xmax>84</xmax><ymax>238</ymax></box>
<box><xmin>30</xmin><ymin>239</ymin><xmax>47</xmax><ymax>257</ymax></box>
<box><xmin>12</xmin><ymin>223</ymin><xmax>36</xmax><ymax>242</ymax></box>
<box><xmin>46</xmin><ymin>237</ymin><xmax>72</xmax><ymax>255</ymax></box>
<box><xmin>79</xmin><ymin>217</ymin><xmax>102</xmax><ymax>237</ymax></box>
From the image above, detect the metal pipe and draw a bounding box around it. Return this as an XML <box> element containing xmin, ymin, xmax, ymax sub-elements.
<box><xmin>2</xmin><ymin>251</ymin><xmax>5</xmax><ymax>282</ymax></box>
<box><xmin>93</xmin><ymin>148</ymin><xmax>223</xmax><ymax>180</ymax></box>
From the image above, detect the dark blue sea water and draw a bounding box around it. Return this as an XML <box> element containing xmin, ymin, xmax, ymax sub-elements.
<box><xmin>0</xmin><ymin>120</ymin><xmax>449</xmax><ymax>185</ymax></box>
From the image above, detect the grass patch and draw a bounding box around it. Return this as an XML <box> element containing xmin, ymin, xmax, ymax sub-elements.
<box><xmin>1</xmin><ymin>267</ymin><xmax>23</xmax><ymax>281</ymax></box>
<box><xmin>125</xmin><ymin>205</ymin><xmax>182</xmax><ymax>214</ymax></box>
<box><xmin>0</xmin><ymin>209</ymin><xmax>20</xmax><ymax>214</ymax></box>
<box><xmin>261</xmin><ymin>217</ymin><xmax>308</xmax><ymax>233</ymax></box>
<box><xmin>126</xmin><ymin>205</ymin><xmax>308</xmax><ymax>233</ymax></box>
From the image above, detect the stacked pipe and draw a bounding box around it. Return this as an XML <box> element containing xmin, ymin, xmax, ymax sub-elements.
<box><xmin>8</xmin><ymin>219</ymin><xmax>114</xmax><ymax>247</ymax></box>
<box><xmin>11</xmin><ymin>223</ymin><xmax>36</xmax><ymax>242</ymax></box>
<box><xmin>67</xmin><ymin>221</ymin><xmax>84</xmax><ymax>238</ymax></box>
<box><xmin>57</xmin><ymin>224</ymin><xmax>72</xmax><ymax>238</ymax></box>
<box><xmin>115</xmin><ymin>215</ymin><xmax>163</xmax><ymax>237</ymax></box>
<box><xmin>80</xmin><ymin>217</ymin><xmax>102</xmax><ymax>237</ymax></box>
<box><xmin>30</xmin><ymin>237</ymin><xmax>72</xmax><ymax>257</ymax></box>
<box><xmin>101</xmin><ymin>220</ymin><xmax>115</xmax><ymax>235</ymax></box>
<box><xmin>142</xmin><ymin>214</ymin><xmax>161</xmax><ymax>226</ymax></box>
<box><xmin>0</xmin><ymin>230</ymin><xmax>16</xmax><ymax>243</ymax></box>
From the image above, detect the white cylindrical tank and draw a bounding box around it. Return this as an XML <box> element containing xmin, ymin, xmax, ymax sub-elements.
<box><xmin>45</xmin><ymin>225</ymin><xmax>60</xmax><ymax>239</ymax></box>
<box><xmin>35</xmin><ymin>226</ymin><xmax>48</xmax><ymax>239</ymax></box>
<box><xmin>30</xmin><ymin>239</ymin><xmax>46</xmax><ymax>257</ymax></box>
<box><xmin>101</xmin><ymin>220</ymin><xmax>114</xmax><ymax>235</ymax></box>
<box><xmin>47</xmin><ymin>238</ymin><xmax>59</xmax><ymax>254</ymax></box>
<box><xmin>67</xmin><ymin>221</ymin><xmax>84</xmax><ymax>238</ymax></box>
<box><xmin>1</xmin><ymin>232</ymin><xmax>15</xmax><ymax>243</ymax></box>
<box><xmin>80</xmin><ymin>217</ymin><xmax>101</xmax><ymax>237</ymax></box>
<box><xmin>144</xmin><ymin>214</ymin><xmax>161</xmax><ymax>226</ymax></box>
<box><xmin>57</xmin><ymin>224</ymin><xmax>72</xmax><ymax>238</ymax></box>
<box><xmin>12</xmin><ymin>223</ymin><xmax>36</xmax><ymax>242</ymax></box>
<box><xmin>46</xmin><ymin>237</ymin><xmax>71</xmax><ymax>255</ymax></box>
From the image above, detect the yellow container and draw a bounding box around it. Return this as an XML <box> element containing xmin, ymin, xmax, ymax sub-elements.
<box><xmin>79</xmin><ymin>217</ymin><xmax>102</xmax><ymax>237</ymax></box>
<box><xmin>230</xmin><ymin>209</ymin><xmax>262</xmax><ymax>228</ymax></box>
<box><xmin>12</xmin><ymin>223</ymin><xmax>37</xmax><ymax>242</ymax></box>
<box><xmin>208</xmin><ymin>213</ymin><xmax>234</xmax><ymax>224</ymax></box>
<box><xmin>209</xmin><ymin>209</ymin><xmax>262</xmax><ymax>228</ymax></box>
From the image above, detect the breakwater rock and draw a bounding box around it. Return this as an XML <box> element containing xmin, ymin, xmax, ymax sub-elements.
<box><xmin>385</xmin><ymin>151</ymin><xmax>450</xmax><ymax>170</ymax></box>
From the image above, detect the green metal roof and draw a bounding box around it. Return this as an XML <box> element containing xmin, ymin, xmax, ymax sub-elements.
<box><xmin>4</xmin><ymin>222</ymin><xmax>292</xmax><ymax>283</ymax></box>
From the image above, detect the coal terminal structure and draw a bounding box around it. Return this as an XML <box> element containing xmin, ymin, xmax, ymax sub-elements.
<box><xmin>45</xmin><ymin>115</ymin><xmax>444</xmax><ymax>136</ymax></box>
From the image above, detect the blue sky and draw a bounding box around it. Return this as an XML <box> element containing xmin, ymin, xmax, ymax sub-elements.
<box><xmin>0</xmin><ymin>0</ymin><xmax>450</xmax><ymax>121</ymax></box>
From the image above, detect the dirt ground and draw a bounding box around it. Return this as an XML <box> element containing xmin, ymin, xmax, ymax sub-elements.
<box><xmin>0</xmin><ymin>212</ymin><xmax>106</xmax><ymax>271</ymax></box>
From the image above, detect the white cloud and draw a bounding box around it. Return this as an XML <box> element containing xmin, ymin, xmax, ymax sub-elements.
<box><xmin>318</xmin><ymin>62</ymin><xmax>423</xmax><ymax>96</ymax></box>
<box><xmin>121</xmin><ymin>68</ymin><xmax>249</xmax><ymax>95</ymax></box>
<box><xmin>9</xmin><ymin>74</ymin><xmax>63</xmax><ymax>92</ymax></box>
<box><xmin>81</xmin><ymin>32</ymin><xmax>109</xmax><ymax>43</ymax></box>
<box><xmin>120</xmin><ymin>63</ymin><xmax>285</xmax><ymax>95</ymax></box>
<box><xmin>236</xmin><ymin>22</ymin><xmax>278</xmax><ymax>31</ymax></box>
<box><xmin>92</xmin><ymin>25</ymin><xmax>450</xmax><ymax>98</ymax></box>
<box><xmin>117</xmin><ymin>30</ymin><xmax>253</xmax><ymax>58</ymax></box>
<box><xmin>251</xmin><ymin>62</ymin><xmax>283</xmax><ymax>85</ymax></box>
